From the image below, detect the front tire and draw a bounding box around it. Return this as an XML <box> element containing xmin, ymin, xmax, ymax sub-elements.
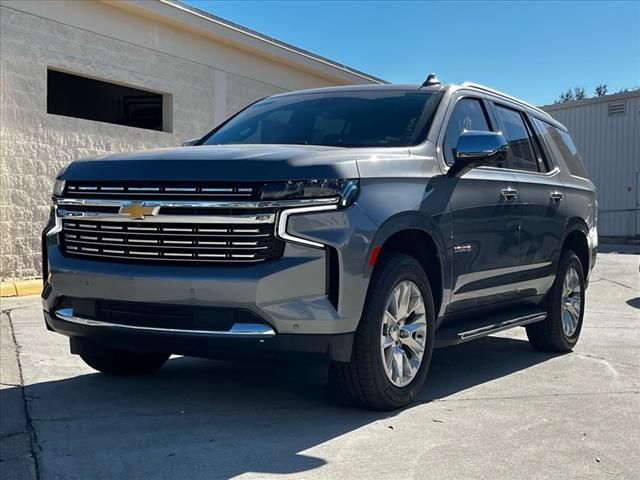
<box><xmin>79</xmin><ymin>345</ymin><xmax>170</xmax><ymax>376</ymax></box>
<box><xmin>331</xmin><ymin>253</ymin><xmax>436</xmax><ymax>410</ymax></box>
<box><xmin>527</xmin><ymin>250</ymin><xmax>585</xmax><ymax>352</ymax></box>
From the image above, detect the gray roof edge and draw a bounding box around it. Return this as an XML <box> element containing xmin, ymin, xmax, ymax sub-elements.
<box><xmin>161</xmin><ymin>0</ymin><xmax>388</xmax><ymax>84</ymax></box>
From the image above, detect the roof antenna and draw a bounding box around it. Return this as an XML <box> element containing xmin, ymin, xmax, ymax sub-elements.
<box><xmin>422</xmin><ymin>73</ymin><xmax>441</xmax><ymax>87</ymax></box>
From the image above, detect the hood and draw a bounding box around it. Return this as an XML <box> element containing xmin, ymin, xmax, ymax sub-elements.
<box><xmin>61</xmin><ymin>145</ymin><xmax>369</xmax><ymax>181</ymax></box>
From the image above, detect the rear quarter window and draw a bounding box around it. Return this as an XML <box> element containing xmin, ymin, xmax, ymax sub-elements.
<box><xmin>533</xmin><ymin>118</ymin><xmax>588</xmax><ymax>178</ymax></box>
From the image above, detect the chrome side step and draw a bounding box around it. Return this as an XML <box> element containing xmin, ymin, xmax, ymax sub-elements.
<box><xmin>435</xmin><ymin>310</ymin><xmax>546</xmax><ymax>348</ymax></box>
<box><xmin>54</xmin><ymin>308</ymin><xmax>276</xmax><ymax>338</ymax></box>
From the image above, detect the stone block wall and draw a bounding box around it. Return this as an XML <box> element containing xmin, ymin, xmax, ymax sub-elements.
<box><xmin>0</xmin><ymin>4</ymin><xmax>294</xmax><ymax>280</ymax></box>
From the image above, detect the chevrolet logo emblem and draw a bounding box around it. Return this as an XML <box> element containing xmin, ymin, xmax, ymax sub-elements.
<box><xmin>119</xmin><ymin>203</ymin><xmax>158</xmax><ymax>220</ymax></box>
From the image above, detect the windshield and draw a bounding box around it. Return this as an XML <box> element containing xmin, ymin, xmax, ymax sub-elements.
<box><xmin>200</xmin><ymin>90</ymin><xmax>443</xmax><ymax>148</ymax></box>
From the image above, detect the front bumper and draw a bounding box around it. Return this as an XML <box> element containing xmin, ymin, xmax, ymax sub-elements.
<box><xmin>42</xmin><ymin>204</ymin><xmax>378</xmax><ymax>361</ymax></box>
<box><xmin>45</xmin><ymin>310</ymin><xmax>355</xmax><ymax>362</ymax></box>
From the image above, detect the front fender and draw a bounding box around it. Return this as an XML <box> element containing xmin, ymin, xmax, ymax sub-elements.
<box><xmin>368</xmin><ymin>212</ymin><xmax>448</xmax><ymax>273</ymax></box>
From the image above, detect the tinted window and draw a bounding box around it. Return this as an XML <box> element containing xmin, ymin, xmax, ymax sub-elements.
<box><xmin>533</xmin><ymin>118</ymin><xmax>588</xmax><ymax>178</ymax></box>
<box><xmin>443</xmin><ymin>98</ymin><xmax>491</xmax><ymax>165</ymax></box>
<box><xmin>493</xmin><ymin>104</ymin><xmax>539</xmax><ymax>172</ymax></box>
<box><xmin>47</xmin><ymin>69</ymin><xmax>167</xmax><ymax>132</ymax></box>
<box><xmin>202</xmin><ymin>91</ymin><xmax>443</xmax><ymax>148</ymax></box>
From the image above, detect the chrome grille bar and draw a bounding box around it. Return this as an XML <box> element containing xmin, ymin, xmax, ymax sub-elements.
<box><xmin>60</xmin><ymin>218</ymin><xmax>282</xmax><ymax>264</ymax></box>
<box><xmin>55</xmin><ymin>197</ymin><xmax>340</xmax><ymax>209</ymax></box>
<box><xmin>65</xmin><ymin>182</ymin><xmax>258</xmax><ymax>199</ymax></box>
<box><xmin>53</xmin><ymin>189</ymin><xmax>340</xmax><ymax>264</ymax></box>
<box><xmin>58</xmin><ymin>210</ymin><xmax>277</xmax><ymax>224</ymax></box>
<box><xmin>64</xmin><ymin>238</ymin><xmax>269</xmax><ymax>250</ymax></box>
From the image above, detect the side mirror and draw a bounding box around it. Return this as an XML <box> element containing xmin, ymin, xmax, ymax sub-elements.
<box><xmin>181</xmin><ymin>137</ymin><xmax>199</xmax><ymax>147</ymax></box>
<box><xmin>448</xmin><ymin>131</ymin><xmax>509</xmax><ymax>177</ymax></box>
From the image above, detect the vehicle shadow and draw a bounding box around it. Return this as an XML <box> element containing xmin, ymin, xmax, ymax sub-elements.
<box><xmin>4</xmin><ymin>336</ymin><xmax>556</xmax><ymax>479</ymax></box>
<box><xmin>626</xmin><ymin>297</ymin><xmax>640</xmax><ymax>309</ymax></box>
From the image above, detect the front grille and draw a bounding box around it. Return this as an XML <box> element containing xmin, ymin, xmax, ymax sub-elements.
<box><xmin>61</xmin><ymin>219</ymin><xmax>284</xmax><ymax>264</ymax></box>
<box><xmin>64</xmin><ymin>181</ymin><xmax>261</xmax><ymax>200</ymax></box>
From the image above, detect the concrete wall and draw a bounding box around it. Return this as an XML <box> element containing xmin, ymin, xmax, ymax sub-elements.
<box><xmin>0</xmin><ymin>0</ymin><xmax>374</xmax><ymax>280</ymax></box>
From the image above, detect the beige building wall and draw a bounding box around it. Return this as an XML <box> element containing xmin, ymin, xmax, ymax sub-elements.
<box><xmin>0</xmin><ymin>0</ymin><xmax>379</xmax><ymax>280</ymax></box>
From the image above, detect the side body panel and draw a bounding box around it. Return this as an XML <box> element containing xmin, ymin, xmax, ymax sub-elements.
<box><xmin>511</xmin><ymin>169</ymin><xmax>566</xmax><ymax>296</ymax></box>
<box><xmin>559</xmin><ymin>174</ymin><xmax>598</xmax><ymax>276</ymax></box>
<box><xmin>431</xmin><ymin>89</ymin><xmax>530</xmax><ymax>315</ymax></box>
<box><xmin>356</xmin><ymin>146</ymin><xmax>452</xmax><ymax>319</ymax></box>
<box><xmin>528</xmin><ymin>114</ymin><xmax>598</xmax><ymax>277</ymax></box>
<box><xmin>446</xmin><ymin>168</ymin><xmax>522</xmax><ymax>312</ymax></box>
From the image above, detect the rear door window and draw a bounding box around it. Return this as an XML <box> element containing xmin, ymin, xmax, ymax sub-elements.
<box><xmin>532</xmin><ymin>118</ymin><xmax>588</xmax><ymax>178</ymax></box>
<box><xmin>492</xmin><ymin>104</ymin><xmax>540</xmax><ymax>172</ymax></box>
<box><xmin>443</xmin><ymin>98</ymin><xmax>492</xmax><ymax>165</ymax></box>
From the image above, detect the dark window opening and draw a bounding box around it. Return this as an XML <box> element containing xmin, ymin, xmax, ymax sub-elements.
<box><xmin>443</xmin><ymin>98</ymin><xmax>493</xmax><ymax>165</ymax></box>
<box><xmin>492</xmin><ymin>104</ymin><xmax>539</xmax><ymax>172</ymax></box>
<box><xmin>47</xmin><ymin>69</ymin><xmax>168</xmax><ymax>132</ymax></box>
<box><xmin>533</xmin><ymin>118</ymin><xmax>588</xmax><ymax>178</ymax></box>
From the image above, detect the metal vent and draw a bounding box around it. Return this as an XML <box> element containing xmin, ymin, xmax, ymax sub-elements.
<box><xmin>608</xmin><ymin>102</ymin><xmax>626</xmax><ymax>116</ymax></box>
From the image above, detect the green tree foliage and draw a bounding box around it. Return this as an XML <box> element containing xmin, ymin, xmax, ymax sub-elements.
<box><xmin>594</xmin><ymin>83</ymin><xmax>608</xmax><ymax>96</ymax></box>
<box><xmin>573</xmin><ymin>87</ymin><xmax>587</xmax><ymax>100</ymax></box>
<box><xmin>555</xmin><ymin>89</ymin><xmax>575</xmax><ymax>104</ymax></box>
<box><xmin>555</xmin><ymin>84</ymin><xmax>639</xmax><ymax>103</ymax></box>
<box><xmin>615</xmin><ymin>86</ymin><xmax>640</xmax><ymax>94</ymax></box>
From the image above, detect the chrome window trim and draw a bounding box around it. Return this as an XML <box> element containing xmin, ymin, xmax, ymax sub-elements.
<box><xmin>435</xmin><ymin>92</ymin><xmax>494</xmax><ymax>172</ymax></box>
<box><xmin>276</xmin><ymin>204</ymin><xmax>338</xmax><ymax>248</ymax></box>
<box><xmin>461</xmin><ymin>82</ymin><xmax>552</xmax><ymax>119</ymax></box>
<box><xmin>436</xmin><ymin>89</ymin><xmax>564</xmax><ymax>178</ymax></box>
<box><xmin>54</xmin><ymin>308</ymin><xmax>276</xmax><ymax>337</ymax></box>
<box><xmin>54</xmin><ymin>197</ymin><xmax>341</xmax><ymax>209</ymax></box>
<box><xmin>477</xmin><ymin>165</ymin><xmax>561</xmax><ymax>178</ymax></box>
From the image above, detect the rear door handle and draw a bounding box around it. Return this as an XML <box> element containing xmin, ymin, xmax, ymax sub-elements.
<box><xmin>549</xmin><ymin>191</ymin><xmax>564</xmax><ymax>202</ymax></box>
<box><xmin>501</xmin><ymin>188</ymin><xmax>519</xmax><ymax>200</ymax></box>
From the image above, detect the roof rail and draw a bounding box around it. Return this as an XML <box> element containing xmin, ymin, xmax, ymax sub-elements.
<box><xmin>461</xmin><ymin>82</ymin><xmax>551</xmax><ymax>118</ymax></box>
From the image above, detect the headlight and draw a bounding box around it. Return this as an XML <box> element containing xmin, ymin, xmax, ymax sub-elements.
<box><xmin>260</xmin><ymin>179</ymin><xmax>359</xmax><ymax>206</ymax></box>
<box><xmin>52</xmin><ymin>179</ymin><xmax>66</xmax><ymax>197</ymax></box>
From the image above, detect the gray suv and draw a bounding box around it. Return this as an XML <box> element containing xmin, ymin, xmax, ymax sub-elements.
<box><xmin>43</xmin><ymin>76</ymin><xmax>597</xmax><ymax>410</ymax></box>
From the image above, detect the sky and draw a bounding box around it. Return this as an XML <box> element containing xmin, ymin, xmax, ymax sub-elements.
<box><xmin>183</xmin><ymin>0</ymin><xmax>640</xmax><ymax>106</ymax></box>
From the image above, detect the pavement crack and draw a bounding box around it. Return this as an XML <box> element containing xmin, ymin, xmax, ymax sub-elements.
<box><xmin>7</xmin><ymin>310</ymin><xmax>41</xmax><ymax>480</ymax></box>
<box><xmin>575</xmin><ymin>352</ymin><xmax>640</xmax><ymax>369</ymax></box>
<box><xmin>430</xmin><ymin>390</ymin><xmax>639</xmax><ymax>402</ymax></box>
<box><xmin>0</xmin><ymin>431</ymin><xmax>26</xmax><ymax>441</ymax></box>
<box><xmin>1</xmin><ymin>305</ymin><xmax>39</xmax><ymax>315</ymax></box>
<box><xmin>0</xmin><ymin>381</ymin><xmax>22</xmax><ymax>387</ymax></box>
<box><xmin>589</xmin><ymin>276</ymin><xmax>640</xmax><ymax>292</ymax></box>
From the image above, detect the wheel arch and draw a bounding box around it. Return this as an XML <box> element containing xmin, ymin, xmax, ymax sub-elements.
<box><xmin>368</xmin><ymin>213</ymin><xmax>449</xmax><ymax>318</ymax></box>
<box><xmin>561</xmin><ymin>220</ymin><xmax>590</xmax><ymax>276</ymax></box>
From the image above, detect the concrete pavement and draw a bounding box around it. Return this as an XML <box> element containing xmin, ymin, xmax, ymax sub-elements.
<box><xmin>1</xmin><ymin>253</ymin><xmax>638</xmax><ymax>480</ymax></box>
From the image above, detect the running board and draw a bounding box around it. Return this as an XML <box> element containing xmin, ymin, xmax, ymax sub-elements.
<box><xmin>435</xmin><ymin>309</ymin><xmax>546</xmax><ymax>348</ymax></box>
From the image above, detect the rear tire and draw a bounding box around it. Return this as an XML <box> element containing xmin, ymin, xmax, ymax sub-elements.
<box><xmin>527</xmin><ymin>250</ymin><xmax>585</xmax><ymax>352</ymax></box>
<box><xmin>330</xmin><ymin>253</ymin><xmax>436</xmax><ymax>410</ymax></box>
<box><xmin>79</xmin><ymin>345</ymin><xmax>170</xmax><ymax>376</ymax></box>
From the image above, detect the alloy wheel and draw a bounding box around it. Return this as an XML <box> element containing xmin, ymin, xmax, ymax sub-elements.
<box><xmin>380</xmin><ymin>281</ymin><xmax>428</xmax><ymax>387</ymax></box>
<box><xmin>561</xmin><ymin>266</ymin><xmax>582</xmax><ymax>337</ymax></box>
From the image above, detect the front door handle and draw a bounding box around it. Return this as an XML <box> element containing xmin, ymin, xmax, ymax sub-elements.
<box><xmin>549</xmin><ymin>191</ymin><xmax>564</xmax><ymax>202</ymax></box>
<box><xmin>501</xmin><ymin>188</ymin><xmax>519</xmax><ymax>200</ymax></box>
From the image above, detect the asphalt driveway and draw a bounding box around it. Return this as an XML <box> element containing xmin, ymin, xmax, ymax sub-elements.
<box><xmin>2</xmin><ymin>252</ymin><xmax>638</xmax><ymax>480</ymax></box>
